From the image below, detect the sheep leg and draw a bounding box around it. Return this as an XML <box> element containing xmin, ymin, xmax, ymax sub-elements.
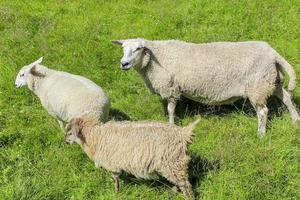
<box><xmin>178</xmin><ymin>179</ymin><xmax>193</xmax><ymax>198</ymax></box>
<box><xmin>274</xmin><ymin>86</ymin><xmax>300</xmax><ymax>123</ymax></box>
<box><xmin>161</xmin><ymin>164</ymin><xmax>194</xmax><ymax>198</ymax></box>
<box><xmin>167</xmin><ymin>98</ymin><xmax>177</xmax><ymax>124</ymax></box>
<box><xmin>171</xmin><ymin>186</ymin><xmax>179</xmax><ymax>193</ymax></box>
<box><xmin>112</xmin><ymin>172</ymin><xmax>120</xmax><ymax>193</ymax></box>
<box><xmin>57</xmin><ymin>119</ymin><xmax>65</xmax><ymax>131</ymax></box>
<box><xmin>253</xmin><ymin>104</ymin><xmax>269</xmax><ymax>137</ymax></box>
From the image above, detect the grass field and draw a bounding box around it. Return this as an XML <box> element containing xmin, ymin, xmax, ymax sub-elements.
<box><xmin>0</xmin><ymin>0</ymin><xmax>300</xmax><ymax>199</ymax></box>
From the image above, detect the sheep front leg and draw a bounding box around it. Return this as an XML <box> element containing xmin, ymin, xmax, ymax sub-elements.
<box><xmin>112</xmin><ymin>172</ymin><xmax>120</xmax><ymax>193</ymax></box>
<box><xmin>255</xmin><ymin>105</ymin><xmax>269</xmax><ymax>137</ymax></box>
<box><xmin>167</xmin><ymin>98</ymin><xmax>177</xmax><ymax>124</ymax></box>
<box><xmin>57</xmin><ymin>119</ymin><xmax>65</xmax><ymax>131</ymax></box>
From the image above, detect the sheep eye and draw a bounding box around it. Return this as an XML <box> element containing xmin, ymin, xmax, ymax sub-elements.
<box><xmin>20</xmin><ymin>74</ymin><xmax>24</xmax><ymax>77</ymax></box>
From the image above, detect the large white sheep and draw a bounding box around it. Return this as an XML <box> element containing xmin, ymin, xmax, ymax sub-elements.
<box><xmin>65</xmin><ymin>117</ymin><xmax>200</xmax><ymax>198</ymax></box>
<box><xmin>112</xmin><ymin>39</ymin><xmax>300</xmax><ymax>136</ymax></box>
<box><xmin>15</xmin><ymin>57</ymin><xmax>110</xmax><ymax>129</ymax></box>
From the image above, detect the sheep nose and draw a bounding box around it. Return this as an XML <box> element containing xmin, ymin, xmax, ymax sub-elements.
<box><xmin>121</xmin><ymin>62</ymin><xmax>129</xmax><ymax>67</ymax></box>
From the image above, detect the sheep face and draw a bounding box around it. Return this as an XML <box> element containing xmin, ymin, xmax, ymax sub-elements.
<box><xmin>112</xmin><ymin>39</ymin><xmax>145</xmax><ymax>71</ymax></box>
<box><xmin>15</xmin><ymin>66</ymin><xmax>31</xmax><ymax>88</ymax></box>
<box><xmin>15</xmin><ymin>57</ymin><xmax>44</xmax><ymax>88</ymax></box>
<box><xmin>65</xmin><ymin>118</ymin><xmax>84</xmax><ymax>145</ymax></box>
<box><xmin>65</xmin><ymin>131</ymin><xmax>81</xmax><ymax>145</ymax></box>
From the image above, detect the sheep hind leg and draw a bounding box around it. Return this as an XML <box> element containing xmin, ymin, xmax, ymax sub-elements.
<box><xmin>112</xmin><ymin>172</ymin><xmax>120</xmax><ymax>193</ymax></box>
<box><xmin>251</xmin><ymin>103</ymin><xmax>269</xmax><ymax>137</ymax></box>
<box><xmin>161</xmin><ymin>164</ymin><xmax>194</xmax><ymax>198</ymax></box>
<box><xmin>274</xmin><ymin>86</ymin><xmax>300</xmax><ymax>123</ymax></box>
<box><xmin>178</xmin><ymin>179</ymin><xmax>193</xmax><ymax>198</ymax></box>
<box><xmin>167</xmin><ymin>98</ymin><xmax>177</xmax><ymax>124</ymax></box>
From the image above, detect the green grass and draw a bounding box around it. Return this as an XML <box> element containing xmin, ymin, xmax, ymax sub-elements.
<box><xmin>0</xmin><ymin>0</ymin><xmax>300</xmax><ymax>199</ymax></box>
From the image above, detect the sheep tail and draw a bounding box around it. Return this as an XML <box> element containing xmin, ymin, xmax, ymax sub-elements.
<box><xmin>275</xmin><ymin>52</ymin><xmax>297</xmax><ymax>92</ymax></box>
<box><xmin>182</xmin><ymin>118</ymin><xmax>200</xmax><ymax>143</ymax></box>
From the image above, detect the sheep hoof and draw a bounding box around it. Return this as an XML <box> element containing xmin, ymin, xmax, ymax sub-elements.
<box><xmin>171</xmin><ymin>186</ymin><xmax>179</xmax><ymax>193</ymax></box>
<box><xmin>258</xmin><ymin>131</ymin><xmax>266</xmax><ymax>138</ymax></box>
<box><xmin>292</xmin><ymin>117</ymin><xmax>300</xmax><ymax>124</ymax></box>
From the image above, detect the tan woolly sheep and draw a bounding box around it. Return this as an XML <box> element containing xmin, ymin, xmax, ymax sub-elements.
<box><xmin>65</xmin><ymin>117</ymin><xmax>200</xmax><ymax>198</ymax></box>
<box><xmin>113</xmin><ymin>39</ymin><xmax>299</xmax><ymax>136</ymax></box>
<box><xmin>15</xmin><ymin>57</ymin><xmax>110</xmax><ymax>129</ymax></box>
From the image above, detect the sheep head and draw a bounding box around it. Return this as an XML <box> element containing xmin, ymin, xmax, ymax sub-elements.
<box><xmin>15</xmin><ymin>57</ymin><xmax>45</xmax><ymax>89</ymax></box>
<box><xmin>65</xmin><ymin>118</ymin><xmax>84</xmax><ymax>145</ymax></box>
<box><xmin>112</xmin><ymin>38</ymin><xmax>150</xmax><ymax>71</ymax></box>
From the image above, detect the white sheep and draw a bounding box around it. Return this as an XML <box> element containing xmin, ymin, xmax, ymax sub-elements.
<box><xmin>15</xmin><ymin>57</ymin><xmax>110</xmax><ymax>129</ymax></box>
<box><xmin>112</xmin><ymin>39</ymin><xmax>300</xmax><ymax>136</ymax></box>
<box><xmin>65</xmin><ymin>117</ymin><xmax>200</xmax><ymax>198</ymax></box>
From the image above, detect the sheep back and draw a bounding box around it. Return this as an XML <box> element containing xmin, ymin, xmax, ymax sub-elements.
<box><xmin>36</xmin><ymin>68</ymin><xmax>110</xmax><ymax>122</ymax></box>
<box><xmin>142</xmin><ymin>40</ymin><xmax>280</xmax><ymax>104</ymax></box>
<box><xmin>88</xmin><ymin>121</ymin><xmax>190</xmax><ymax>179</ymax></box>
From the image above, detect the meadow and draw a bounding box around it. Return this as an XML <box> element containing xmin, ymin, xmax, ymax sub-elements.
<box><xmin>0</xmin><ymin>0</ymin><xmax>299</xmax><ymax>199</ymax></box>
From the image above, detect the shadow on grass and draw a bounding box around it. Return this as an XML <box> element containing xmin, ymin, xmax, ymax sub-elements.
<box><xmin>188</xmin><ymin>153</ymin><xmax>220</xmax><ymax>198</ymax></box>
<box><xmin>161</xmin><ymin>95</ymin><xmax>299</xmax><ymax>123</ymax></box>
<box><xmin>109</xmin><ymin>108</ymin><xmax>131</xmax><ymax>121</ymax></box>
<box><xmin>293</xmin><ymin>96</ymin><xmax>300</xmax><ymax>107</ymax></box>
<box><xmin>119</xmin><ymin>153</ymin><xmax>219</xmax><ymax>199</ymax></box>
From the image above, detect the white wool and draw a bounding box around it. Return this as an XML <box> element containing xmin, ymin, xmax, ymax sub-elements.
<box><xmin>15</xmin><ymin>58</ymin><xmax>110</xmax><ymax>127</ymax></box>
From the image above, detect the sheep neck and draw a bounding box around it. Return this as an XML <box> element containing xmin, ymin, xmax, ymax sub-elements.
<box><xmin>29</xmin><ymin>65</ymin><xmax>52</xmax><ymax>96</ymax></box>
<box><xmin>137</xmin><ymin>44</ymin><xmax>175</xmax><ymax>95</ymax></box>
<box><xmin>80</xmin><ymin>126</ymin><xmax>98</xmax><ymax>161</ymax></box>
<box><xmin>30</xmin><ymin>76</ymin><xmax>44</xmax><ymax>95</ymax></box>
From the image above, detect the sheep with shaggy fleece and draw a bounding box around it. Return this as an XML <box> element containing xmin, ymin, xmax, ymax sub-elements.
<box><xmin>113</xmin><ymin>39</ymin><xmax>300</xmax><ymax>136</ymax></box>
<box><xmin>65</xmin><ymin>117</ymin><xmax>200</xmax><ymax>198</ymax></box>
<box><xmin>15</xmin><ymin>57</ymin><xmax>110</xmax><ymax>129</ymax></box>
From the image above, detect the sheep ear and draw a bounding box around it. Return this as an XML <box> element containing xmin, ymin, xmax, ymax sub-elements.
<box><xmin>30</xmin><ymin>65</ymin><xmax>45</xmax><ymax>77</ymax></box>
<box><xmin>66</xmin><ymin>120</ymin><xmax>73</xmax><ymax>132</ymax></box>
<box><xmin>74</xmin><ymin>118</ymin><xmax>84</xmax><ymax>139</ymax></box>
<box><xmin>140</xmin><ymin>40</ymin><xmax>148</xmax><ymax>50</ymax></box>
<box><xmin>35</xmin><ymin>57</ymin><xmax>43</xmax><ymax>64</ymax></box>
<box><xmin>143</xmin><ymin>46</ymin><xmax>150</xmax><ymax>52</ymax></box>
<box><xmin>112</xmin><ymin>40</ymin><xmax>124</xmax><ymax>45</ymax></box>
<box><xmin>65</xmin><ymin>123</ymin><xmax>70</xmax><ymax>132</ymax></box>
